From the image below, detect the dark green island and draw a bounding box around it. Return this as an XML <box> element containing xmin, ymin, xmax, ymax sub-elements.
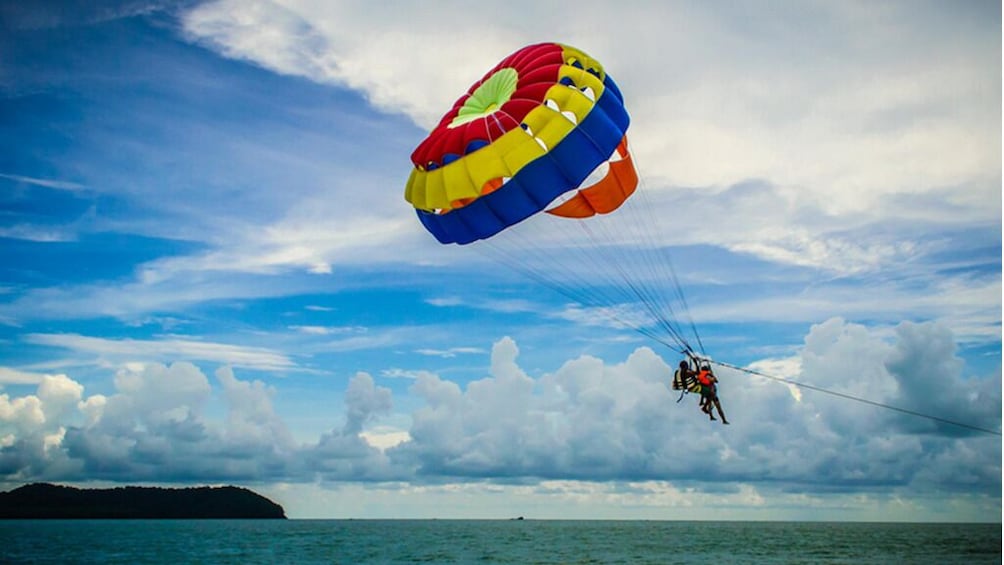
<box><xmin>0</xmin><ymin>483</ymin><xmax>286</xmax><ymax>519</ymax></box>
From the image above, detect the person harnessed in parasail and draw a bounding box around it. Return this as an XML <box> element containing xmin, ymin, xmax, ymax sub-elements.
<box><xmin>697</xmin><ymin>365</ymin><xmax>729</xmax><ymax>424</ymax></box>
<box><xmin>673</xmin><ymin>360</ymin><xmax>729</xmax><ymax>425</ymax></box>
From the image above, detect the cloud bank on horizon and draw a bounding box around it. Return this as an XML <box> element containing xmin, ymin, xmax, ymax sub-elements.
<box><xmin>2</xmin><ymin>320</ymin><xmax>1000</xmax><ymax>503</ymax></box>
<box><xmin>0</xmin><ymin>0</ymin><xmax>999</xmax><ymax>519</ymax></box>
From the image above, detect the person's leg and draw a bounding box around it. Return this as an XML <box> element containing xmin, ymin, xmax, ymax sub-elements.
<box><xmin>713</xmin><ymin>398</ymin><xmax>728</xmax><ymax>425</ymax></box>
<box><xmin>702</xmin><ymin>392</ymin><xmax>716</xmax><ymax>420</ymax></box>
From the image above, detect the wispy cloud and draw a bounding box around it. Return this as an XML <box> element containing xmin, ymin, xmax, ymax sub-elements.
<box><xmin>425</xmin><ymin>297</ymin><xmax>464</xmax><ymax>308</ymax></box>
<box><xmin>0</xmin><ymin>173</ymin><xmax>87</xmax><ymax>192</ymax></box>
<box><xmin>381</xmin><ymin>368</ymin><xmax>436</xmax><ymax>380</ymax></box>
<box><xmin>0</xmin><ymin>2</ymin><xmax>166</xmax><ymax>30</ymax></box>
<box><xmin>289</xmin><ymin>325</ymin><xmax>366</xmax><ymax>336</ymax></box>
<box><xmin>135</xmin><ymin>215</ymin><xmax>418</xmax><ymax>280</ymax></box>
<box><xmin>690</xmin><ymin>270</ymin><xmax>1002</xmax><ymax>344</ymax></box>
<box><xmin>0</xmin><ymin>366</ymin><xmax>52</xmax><ymax>386</ymax></box>
<box><xmin>321</xmin><ymin>332</ymin><xmax>406</xmax><ymax>353</ymax></box>
<box><xmin>0</xmin><ymin>224</ymin><xmax>78</xmax><ymax>242</ymax></box>
<box><xmin>23</xmin><ymin>333</ymin><xmax>298</xmax><ymax>372</ymax></box>
<box><xmin>414</xmin><ymin>347</ymin><xmax>484</xmax><ymax>358</ymax></box>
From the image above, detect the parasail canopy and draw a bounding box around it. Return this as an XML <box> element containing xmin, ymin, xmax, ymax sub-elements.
<box><xmin>404</xmin><ymin>42</ymin><xmax>637</xmax><ymax>245</ymax></box>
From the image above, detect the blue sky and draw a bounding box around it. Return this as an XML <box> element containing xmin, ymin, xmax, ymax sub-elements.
<box><xmin>0</xmin><ymin>0</ymin><xmax>1000</xmax><ymax>521</ymax></box>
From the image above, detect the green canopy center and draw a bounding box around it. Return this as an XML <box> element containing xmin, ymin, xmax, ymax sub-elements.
<box><xmin>449</xmin><ymin>68</ymin><xmax>518</xmax><ymax>128</ymax></box>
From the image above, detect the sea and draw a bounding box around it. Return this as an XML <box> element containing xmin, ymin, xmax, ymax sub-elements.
<box><xmin>0</xmin><ymin>519</ymin><xmax>1000</xmax><ymax>564</ymax></box>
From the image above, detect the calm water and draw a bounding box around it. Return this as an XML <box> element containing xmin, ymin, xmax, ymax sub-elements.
<box><xmin>0</xmin><ymin>519</ymin><xmax>999</xmax><ymax>564</ymax></box>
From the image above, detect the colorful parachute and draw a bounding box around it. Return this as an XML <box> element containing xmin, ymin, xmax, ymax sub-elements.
<box><xmin>404</xmin><ymin>42</ymin><xmax>638</xmax><ymax>245</ymax></box>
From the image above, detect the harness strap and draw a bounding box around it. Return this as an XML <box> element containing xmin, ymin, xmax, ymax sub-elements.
<box><xmin>676</xmin><ymin>374</ymin><xmax>700</xmax><ymax>402</ymax></box>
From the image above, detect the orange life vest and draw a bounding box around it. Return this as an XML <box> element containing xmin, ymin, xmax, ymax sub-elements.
<box><xmin>697</xmin><ymin>370</ymin><xmax>711</xmax><ymax>386</ymax></box>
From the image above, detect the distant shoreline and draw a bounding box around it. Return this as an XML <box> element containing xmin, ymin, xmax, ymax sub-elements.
<box><xmin>0</xmin><ymin>483</ymin><xmax>286</xmax><ymax>519</ymax></box>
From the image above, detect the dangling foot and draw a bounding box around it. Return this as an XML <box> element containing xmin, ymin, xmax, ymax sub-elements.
<box><xmin>721</xmin><ymin>419</ymin><xmax>729</xmax><ymax>425</ymax></box>
<box><xmin>709</xmin><ymin>415</ymin><xmax>717</xmax><ymax>421</ymax></box>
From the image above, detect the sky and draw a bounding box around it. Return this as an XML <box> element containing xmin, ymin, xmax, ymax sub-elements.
<box><xmin>0</xmin><ymin>0</ymin><xmax>1000</xmax><ymax>521</ymax></box>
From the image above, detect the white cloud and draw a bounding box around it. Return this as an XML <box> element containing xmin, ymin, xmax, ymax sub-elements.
<box><xmin>0</xmin><ymin>367</ymin><xmax>50</xmax><ymax>386</ymax></box>
<box><xmin>0</xmin><ymin>393</ymin><xmax>45</xmax><ymax>428</ymax></box>
<box><xmin>551</xmin><ymin>302</ymin><xmax>659</xmax><ymax>331</ymax></box>
<box><xmin>36</xmin><ymin>374</ymin><xmax>84</xmax><ymax>423</ymax></box>
<box><xmin>181</xmin><ymin>0</ymin><xmax>531</xmax><ymax>129</ymax></box>
<box><xmin>289</xmin><ymin>325</ymin><xmax>365</xmax><ymax>336</ymax></box>
<box><xmin>425</xmin><ymin>297</ymin><xmax>464</xmax><ymax>308</ymax></box>
<box><xmin>215</xmin><ymin>366</ymin><xmax>296</xmax><ymax>451</ymax></box>
<box><xmin>360</xmin><ymin>427</ymin><xmax>410</xmax><ymax>451</ymax></box>
<box><xmin>24</xmin><ymin>334</ymin><xmax>297</xmax><ymax>372</ymax></box>
<box><xmin>320</xmin><ymin>332</ymin><xmax>404</xmax><ymax>353</ymax></box>
<box><xmin>136</xmin><ymin>214</ymin><xmax>417</xmax><ymax>280</ymax></box>
<box><xmin>0</xmin><ymin>173</ymin><xmax>87</xmax><ymax>192</ymax></box>
<box><xmin>380</xmin><ymin>368</ymin><xmax>432</xmax><ymax>381</ymax></box>
<box><xmin>728</xmin><ymin>230</ymin><xmax>917</xmax><ymax>274</ymax></box>
<box><xmin>306</xmin><ymin>372</ymin><xmax>399</xmax><ymax>482</ymax></box>
<box><xmin>262</xmin><ymin>477</ymin><xmax>996</xmax><ymax>520</ymax></box>
<box><xmin>414</xmin><ymin>347</ymin><xmax>484</xmax><ymax>359</ymax></box>
<box><xmin>390</xmin><ymin>322</ymin><xmax>1000</xmax><ymax>490</ymax></box>
<box><xmin>689</xmin><ymin>270</ymin><xmax>1001</xmax><ymax>345</ymax></box>
<box><xmin>746</xmin><ymin>356</ymin><xmax>803</xmax><ymax>402</ymax></box>
<box><xmin>0</xmin><ymin>224</ymin><xmax>78</xmax><ymax>243</ymax></box>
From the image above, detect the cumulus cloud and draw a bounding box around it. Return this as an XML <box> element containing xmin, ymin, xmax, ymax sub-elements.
<box><xmin>388</xmin><ymin>321</ymin><xmax>999</xmax><ymax>492</ymax></box>
<box><xmin>215</xmin><ymin>366</ymin><xmax>295</xmax><ymax>451</ymax></box>
<box><xmin>0</xmin><ymin>321</ymin><xmax>998</xmax><ymax>501</ymax></box>
<box><xmin>0</xmin><ymin>393</ymin><xmax>45</xmax><ymax>430</ymax></box>
<box><xmin>307</xmin><ymin>372</ymin><xmax>402</xmax><ymax>482</ymax></box>
<box><xmin>342</xmin><ymin>372</ymin><xmax>392</xmax><ymax>435</ymax></box>
<box><xmin>0</xmin><ymin>362</ymin><xmax>400</xmax><ymax>484</ymax></box>
<box><xmin>884</xmin><ymin>322</ymin><xmax>1001</xmax><ymax>437</ymax></box>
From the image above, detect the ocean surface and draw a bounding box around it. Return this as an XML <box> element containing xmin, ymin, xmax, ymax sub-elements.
<box><xmin>0</xmin><ymin>519</ymin><xmax>999</xmax><ymax>564</ymax></box>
